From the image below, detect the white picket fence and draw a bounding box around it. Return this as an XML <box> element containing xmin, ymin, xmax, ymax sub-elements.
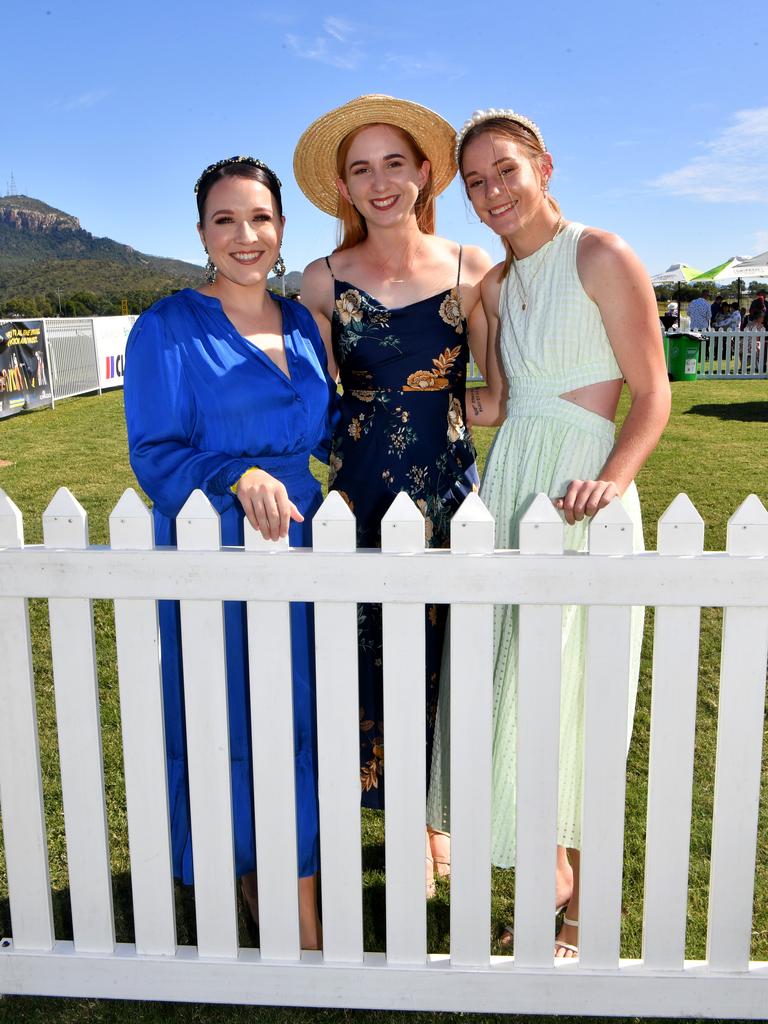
<box><xmin>698</xmin><ymin>331</ymin><xmax>768</xmax><ymax>379</ymax></box>
<box><xmin>1</xmin><ymin>486</ymin><xmax>768</xmax><ymax>1017</ymax></box>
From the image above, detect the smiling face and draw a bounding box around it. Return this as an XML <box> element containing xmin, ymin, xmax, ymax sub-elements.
<box><xmin>460</xmin><ymin>131</ymin><xmax>552</xmax><ymax>240</ymax></box>
<box><xmin>335</xmin><ymin>123</ymin><xmax>430</xmax><ymax>228</ymax></box>
<box><xmin>197</xmin><ymin>175</ymin><xmax>284</xmax><ymax>288</ymax></box>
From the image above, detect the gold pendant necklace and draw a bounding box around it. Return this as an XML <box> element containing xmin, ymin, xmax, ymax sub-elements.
<box><xmin>511</xmin><ymin>217</ymin><xmax>565</xmax><ymax>311</ymax></box>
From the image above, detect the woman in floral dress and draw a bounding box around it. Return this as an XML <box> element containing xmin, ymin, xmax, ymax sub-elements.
<box><xmin>296</xmin><ymin>95</ymin><xmax>491</xmax><ymax>891</ymax></box>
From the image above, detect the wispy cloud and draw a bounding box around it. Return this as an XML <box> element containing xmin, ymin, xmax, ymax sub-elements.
<box><xmin>651</xmin><ymin>107</ymin><xmax>768</xmax><ymax>203</ymax></box>
<box><xmin>285</xmin><ymin>17</ymin><xmax>362</xmax><ymax>70</ymax></box>
<box><xmin>324</xmin><ymin>17</ymin><xmax>355</xmax><ymax>42</ymax></box>
<box><xmin>380</xmin><ymin>52</ymin><xmax>465</xmax><ymax>79</ymax></box>
<box><xmin>53</xmin><ymin>91</ymin><xmax>109</xmax><ymax>112</ymax></box>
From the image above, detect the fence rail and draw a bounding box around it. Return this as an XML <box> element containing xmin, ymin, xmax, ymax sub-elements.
<box><xmin>0</xmin><ymin>486</ymin><xmax>767</xmax><ymax>1016</ymax></box>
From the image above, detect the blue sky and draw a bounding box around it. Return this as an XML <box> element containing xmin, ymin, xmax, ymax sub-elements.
<box><xmin>4</xmin><ymin>0</ymin><xmax>767</xmax><ymax>279</ymax></box>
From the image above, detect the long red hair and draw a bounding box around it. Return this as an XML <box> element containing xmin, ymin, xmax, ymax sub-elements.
<box><xmin>333</xmin><ymin>124</ymin><xmax>437</xmax><ymax>252</ymax></box>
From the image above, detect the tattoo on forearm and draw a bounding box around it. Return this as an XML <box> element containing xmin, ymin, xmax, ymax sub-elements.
<box><xmin>470</xmin><ymin>389</ymin><xmax>483</xmax><ymax>417</ymax></box>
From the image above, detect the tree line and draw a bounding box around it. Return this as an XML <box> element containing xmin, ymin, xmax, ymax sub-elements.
<box><xmin>1</xmin><ymin>288</ymin><xmax>190</xmax><ymax>319</ymax></box>
<box><xmin>653</xmin><ymin>280</ymin><xmax>765</xmax><ymax>303</ymax></box>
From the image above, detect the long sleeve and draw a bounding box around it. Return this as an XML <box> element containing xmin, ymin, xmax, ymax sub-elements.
<box><xmin>124</xmin><ymin>311</ymin><xmax>254</xmax><ymax>518</ymax></box>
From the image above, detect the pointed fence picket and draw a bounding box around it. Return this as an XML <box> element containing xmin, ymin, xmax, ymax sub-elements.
<box><xmin>1</xmin><ymin>487</ymin><xmax>767</xmax><ymax>1018</ymax></box>
<box><xmin>244</xmin><ymin>518</ymin><xmax>301</xmax><ymax>962</ymax></box>
<box><xmin>311</xmin><ymin>491</ymin><xmax>364</xmax><ymax>964</ymax></box>
<box><xmin>513</xmin><ymin>493</ymin><xmax>564</xmax><ymax>968</ymax></box>
<box><xmin>381</xmin><ymin>492</ymin><xmax>428</xmax><ymax>965</ymax></box>
<box><xmin>707</xmin><ymin>495</ymin><xmax>768</xmax><ymax>971</ymax></box>
<box><xmin>175</xmin><ymin>490</ymin><xmax>238</xmax><ymax>959</ymax></box>
<box><xmin>0</xmin><ymin>491</ymin><xmax>53</xmax><ymax>952</ymax></box>
<box><xmin>109</xmin><ymin>489</ymin><xmax>176</xmax><ymax>957</ymax></box>
<box><xmin>642</xmin><ymin>494</ymin><xmax>704</xmax><ymax>970</ymax></box>
<box><xmin>447</xmin><ymin>492</ymin><xmax>494</xmax><ymax>969</ymax></box>
<box><xmin>576</xmin><ymin>500</ymin><xmax>637</xmax><ymax>969</ymax></box>
<box><xmin>43</xmin><ymin>488</ymin><xmax>114</xmax><ymax>955</ymax></box>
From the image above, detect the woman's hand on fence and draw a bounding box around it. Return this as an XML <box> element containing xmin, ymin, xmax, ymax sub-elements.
<box><xmin>235</xmin><ymin>469</ymin><xmax>304</xmax><ymax>541</ymax></box>
<box><xmin>554</xmin><ymin>479</ymin><xmax>620</xmax><ymax>525</ymax></box>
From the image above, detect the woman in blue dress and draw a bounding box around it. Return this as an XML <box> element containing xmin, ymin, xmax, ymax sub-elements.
<box><xmin>296</xmin><ymin>96</ymin><xmax>492</xmax><ymax>895</ymax></box>
<box><xmin>124</xmin><ymin>156</ymin><xmax>337</xmax><ymax>949</ymax></box>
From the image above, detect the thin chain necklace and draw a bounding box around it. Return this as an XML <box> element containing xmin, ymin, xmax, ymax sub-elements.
<box><xmin>369</xmin><ymin>236</ymin><xmax>423</xmax><ymax>284</ymax></box>
<box><xmin>510</xmin><ymin>217</ymin><xmax>565</xmax><ymax>311</ymax></box>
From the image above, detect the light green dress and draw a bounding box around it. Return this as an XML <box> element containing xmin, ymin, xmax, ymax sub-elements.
<box><xmin>427</xmin><ymin>222</ymin><xmax>644</xmax><ymax>866</ymax></box>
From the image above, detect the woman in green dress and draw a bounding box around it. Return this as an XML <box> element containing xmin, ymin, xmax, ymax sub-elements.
<box><xmin>427</xmin><ymin>108</ymin><xmax>670</xmax><ymax>955</ymax></box>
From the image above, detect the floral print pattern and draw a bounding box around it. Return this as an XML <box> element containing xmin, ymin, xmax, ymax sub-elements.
<box><xmin>330</xmin><ymin>273</ymin><xmax>479</xmax><ymax>808</ymax></box>
<box><xmin>438</xmin><ymin>288</ymin><xmax>465</xmax><ymax>333</ymax></box>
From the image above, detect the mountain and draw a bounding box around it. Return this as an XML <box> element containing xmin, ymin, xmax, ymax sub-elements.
<box><xmin>0</xmin><ymin>195</ymin><xmax>204</xmax><ymax>312</ymax></box>
<box><xmin>267</xmin><ymin>270</ymin><xmax>303</xmax><ymax>295</ymax></box>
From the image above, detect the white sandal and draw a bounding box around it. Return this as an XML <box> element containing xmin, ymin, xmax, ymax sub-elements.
<box><xmin>554</xmin><ymin>915</ymin><xmax>579</xmax><ymax>957</ymax></box>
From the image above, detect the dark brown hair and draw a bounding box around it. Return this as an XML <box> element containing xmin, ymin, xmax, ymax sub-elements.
<box><xmin>196</xmin><ymin>162</ymin><xmax>283</xmax><ymax>223</ymax></box>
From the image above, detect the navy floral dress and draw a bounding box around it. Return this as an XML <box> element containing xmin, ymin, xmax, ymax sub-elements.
<box><xmin>327</xmin><ymin>251</ymin><xmax>480</xmax><ymax>809</ymax></box>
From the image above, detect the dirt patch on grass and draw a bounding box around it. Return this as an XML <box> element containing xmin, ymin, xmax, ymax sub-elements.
<box><xmin>0</xmin><ymin>459</ymin><xmax>13</xmax><ymax>468</ymax></box>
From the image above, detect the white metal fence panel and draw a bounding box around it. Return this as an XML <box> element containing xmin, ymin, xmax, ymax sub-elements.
<box><xmin>43</xmin><ymin>318</ymin><xmax>100</xmax><ymax>400</ymax></box>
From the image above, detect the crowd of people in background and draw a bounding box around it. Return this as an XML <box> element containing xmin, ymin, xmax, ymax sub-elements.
<box><xmin>661</xmin><ymin>288</ymin><xmax>767</xmax><ymax>333</ymax></box>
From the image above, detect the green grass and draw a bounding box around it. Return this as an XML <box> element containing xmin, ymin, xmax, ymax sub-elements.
<box><xmin>0</xmin><ymin>381</ymin><xmax>767</xmax><ymax>1023</ymax></box>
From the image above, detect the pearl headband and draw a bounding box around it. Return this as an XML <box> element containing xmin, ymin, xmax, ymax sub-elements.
<box><xmin>454</xmin><ymin>109</ymin><xmax>546</xmax><ymax>162</ymax></box>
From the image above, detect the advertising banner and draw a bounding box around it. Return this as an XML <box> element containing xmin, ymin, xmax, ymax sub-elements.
<box><xmin>93</xmin><ymin>315</ymin><xmax>135</xmax><ymax>391</ymax></box>
<box><xmin>0</xmin><ymin>320</ymin><xmax>53</xmax><ymax>419</ymax></box>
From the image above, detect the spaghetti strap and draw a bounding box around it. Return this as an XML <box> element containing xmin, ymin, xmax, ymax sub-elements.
<box><xmin>324</xmin><ymin>255</ymin><xmax>335</xmax><ymax>279</ymax></box>
<box><xmin>456</xmin><ymin>245</ymin><xmax>463</xmax><ymax>287</ymax></box>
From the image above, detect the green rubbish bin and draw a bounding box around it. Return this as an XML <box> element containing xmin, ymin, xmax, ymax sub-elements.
<box><xmin>668</xmin><ymin>333</ymin><xmax>700</xmax><ymax>381</ymax></box>
<box><xmin>663</xmin><ymin>333</ymin><xmax>670</xmax><ymax>371</ymax></box>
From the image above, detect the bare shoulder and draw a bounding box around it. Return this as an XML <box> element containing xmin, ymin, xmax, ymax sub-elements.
<box><xmin>460</xmin><ymin>243</ymin><xmax>494</xmax><ymax>281</ymax></box>
<box><xmin>481</xmin><ymin>261</ymin><xmax>505</xmax><ymax>301</ymax></box>
<box><xmin>577</xmin><ymin>226</ymin><xmax>638</xmax><ymax>272</ymax></box>
<box><xmin>577</xmin><ymin>225</ymin><xmax>649</xmax><ymax>299</ymax></box>
<box><xmin>301</xmin><ymin>256</ymin><xmax>334</xmax><ymax>316</ymax></box>
<box><xmin>302</xmin><ymin>255</ymin><xmax>332</xmax><ymax>283</ymax></box>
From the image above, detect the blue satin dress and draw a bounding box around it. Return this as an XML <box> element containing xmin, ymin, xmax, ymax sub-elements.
<box><xmin>124</xmin><ymin>288</ymin><xmax>337</xmax><ymax>882</ymax></box>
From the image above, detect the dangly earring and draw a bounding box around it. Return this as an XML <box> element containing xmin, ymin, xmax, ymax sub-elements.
<box><xmin>203</xmin><ymin>246</ymin><xmax>217</xmax><ymax>284</ymax></box>
<box><xmin>273</xmin><ymin>252</ymin><xmax>286</xmax><ymax>277</ymax></box>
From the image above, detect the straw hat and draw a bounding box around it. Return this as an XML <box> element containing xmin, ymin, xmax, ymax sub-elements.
<box><xmin>293</xmin><ymin>94</ymin><xmax>457</xmax><ymax>216</ymax></box>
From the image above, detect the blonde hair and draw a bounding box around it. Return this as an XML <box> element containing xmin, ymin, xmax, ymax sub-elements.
<box><xmin>333</xmin><ymin>124</ymin><xmax>437</xmax><ymax>252</ymax></box>
<box><xmin>458</xmin><ymin>116</ymin><xmax>562</xmax><ymax>279</ymax></box>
